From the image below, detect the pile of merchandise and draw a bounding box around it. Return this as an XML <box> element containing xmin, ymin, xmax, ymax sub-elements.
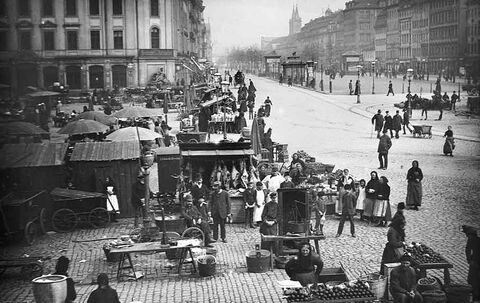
<box><xmin>283</xmin><ymin>280</ymin><xmax>376</xmax><ymax>302</ymax></box>
<box><xmin>405</xmin><ymin>242</ymin><xmax>448</xmax><ymax>264</ymax></box>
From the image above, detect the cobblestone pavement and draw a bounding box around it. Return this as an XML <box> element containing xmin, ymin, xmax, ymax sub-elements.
<box><xmin>1</xmin><ymin>76</ymin><xmax>479</xmax><ymax>302</ymax></box>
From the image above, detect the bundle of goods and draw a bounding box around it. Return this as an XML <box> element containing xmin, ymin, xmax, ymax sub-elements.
<box><xmin>304</xmin><ymin>163</ymin><xmax>336</xmax><ymax>175</ymax></box>
<box><xmin>283</xmin><ymin>281</ymin><xmax>376</xmax><ymax>302</ymax></box>
<box><xmin>283</xmin><ymin>287</ymin><xmax>310</xmax><ymax>302</ymax></box>
<box><xmin>295</xmin><ymin>150</ymin><xmax>315</xmax><ymax>163</ymax></box>
<box><xmin>405</xmin><ymin>242</ymin><xmax>448</xmax><ymax>264</ymax></box>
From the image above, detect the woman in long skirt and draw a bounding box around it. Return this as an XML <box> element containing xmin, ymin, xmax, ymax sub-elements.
<box><xmin>443</xmin><ymin>126</ymin><xmax>455</xmax><ymax>156</ymax></box>
<box><xmin>406</xmin><ymin>160</ymin><xmax>423</xmax><ymax>210</ymax></box>
<box><xmin>373</xmin><ymin>176</ymin><xmax>391</xmax><ymax>226</ymax></box>
<box><xmin>364</xmin><ymin>171</ymin><xmax>380</xmax><ymax>223</ymax></box>
<box><xmin>356</xmin><ymin>179</ymin><xmax>366</xmax><ymax>220</ymax></box>
<box><xmin>105</xmin><ymin>176</ymin><xmax>119</xmax><ymax>222</ymax></box>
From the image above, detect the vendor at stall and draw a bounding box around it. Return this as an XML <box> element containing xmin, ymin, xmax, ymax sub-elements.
<box><xmin>389</xmin><ymin>254</ymin><xmax>423</xmax><ymax>303</ymax></box>
<box><xmin>182</xmin><ymin>194</ymin><xmax>214</xmax><ymax>247</ymax></box>
<box><xmin>260</xmin><ymin>192</ymin><xmax>278</xmax><ymax>250</ymax></box>
<box><xmin>285</xmin><ymin>243</ymin><xmax>324</xmax><ymax>286</ymax></box>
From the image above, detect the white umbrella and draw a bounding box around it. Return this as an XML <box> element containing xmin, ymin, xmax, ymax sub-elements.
<box><xmin>106</xmin><ymin>126</ymin><xmax>162</xmax><ymax>142</ymax></box>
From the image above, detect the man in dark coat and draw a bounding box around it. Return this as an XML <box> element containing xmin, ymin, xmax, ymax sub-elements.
<box><xmin>260</xmin><ymin>192</ymin><xmax>279</xmax><ymax>251</ymax></box>
<box><xmin>383</xmin><ymin>111</ymin><xmax>394</xmax><ymax>138</ymax></box>
<box><xmin>182</xmin><ymin>194</ymin><xmax>213</xmax><ymax>247</ymax></box>
<box><xmin>378</xmin><ymin>130</ymin><xmax>392</xmax><ymax>170</ymax></box>
<box><xmin>191</xmin><ymin>176</ymin><xmax>209</xmax><ymax>208</ymax></box>
<box><xmin>372</xmin><ymin>109</ymin><xmax>385</xmax><ymax>138</ymax></box>
<box><xmin>390</xmin><ymin>254</ymin><xmax>423</xmax><ymax>303</ymax></box>
<box><xmin>402</xmin><ymin>108</ymin><xmax>412</xmax><ymax>134</ymax></box>
<box><xmin>243</xmin><ymin>181</ymin><xmax>256</xmax><ymax>228</ymax></box>
<box><xmin>248</xmin><ymin>79</ymin><xmax>256</xmax><ymax>94</ymax></box>
<box><xmin>198</xmin><ymin>106</ymin><xmax>211</xmax><ymax>132</ymax></box>
<box><xmin>209</xmin><ymin>181</ymin><xmax>231</xmax><ymax>242</ymax></box>
<box><xmin>239</xmin><ymin>99</ymin><xmax>248</xmax><ymax>114</ymax></box>
<box><xmin>392</xmin><ymin>110</ymin><xmax>403</xmax><ymax>139</ymax></box>
<box><xmin>257</xmin><ymin>105</ymin><xmax>266</xmax><ymax>118</ymax></box>
<box><xmin>335</xmin><ymin>184</ymin><xmax>356</xmax><ymax>237</ymax></box>
<box><xmin>450</xmin><ymin>91</ymin><xmax>459</xmax><ymax>111</ymax></box>
<box><xmin>264</xmin><ymin>96</ymin><xmax>273</xmax><ymax>117</ymax></box>
<box><xmin>462</xmin><ymin>225</ymin><xmax>480</xmax><ymax>302</ymax></box>
<box><xmin>87</xmin><ymin>273</ymin><xmax>120</xmax><ymax>303</ymax></box>
<box><xmin>387</xmin><ymin>80</ymin><xmax>394</xmax><ymax>96</ymax></box>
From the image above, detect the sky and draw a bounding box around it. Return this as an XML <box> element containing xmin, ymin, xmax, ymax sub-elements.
<box><xmin>203</xmin><ymin>0</ymin><xmax>346</xmax><ymax>56</ymax></box>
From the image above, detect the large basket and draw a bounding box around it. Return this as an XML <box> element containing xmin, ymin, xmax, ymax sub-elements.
<box><xmin>361</xmin><ymin>273</ymin><xmax>387</xmax><ymax>300</ymax></box>
<box><xmin>417</xmin><ymin>276</ymin><xmax>441</xmax><ymax>293</ymax></box>
<box><xmin>246</xmin><ymin>249</ymin><xmax>270</xmax><ymax>273</ymax></box>
<box><xmin>197</xmin><ymin>255</ymin><xmax>216</xmax><ymax>277</ymax></box>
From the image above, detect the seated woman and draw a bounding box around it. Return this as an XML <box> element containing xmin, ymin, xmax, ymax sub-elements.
<box><xmin>285</xmin><ymin>243</ymin><xmax>324</xmax><ymax>286</ymax></box>
<box><xmin>182</xmin><ymin>194</ymin><xmax>213</xmax><ymax>247</ymax></box>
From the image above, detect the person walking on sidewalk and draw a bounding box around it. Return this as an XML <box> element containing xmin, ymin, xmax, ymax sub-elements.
<box><xmin>402</xmin><ymin>108</ymin><xmax>413</xmax><ymax>134</ymax></box>
<box><xmin>450</xmin><ymin>91</ymin><xmax>459</xmax><ymax>111</ymax></box>
<box><xmin>387</xmin><ymin>81</ymin><xmax>394</xmax><ymax>96</ymax></box>
<box><xmin>372</xmin><ymin>110</ymin><xmax>385</xmax><ymax>139</ymax></box>
<box><xmin>336</xmin><ymin>184</ymin><xmax>356</xmax><ymax>238</ymax></box>
<box><xmin>383</xmin><ymin>111</ymin><xmax>394</xmax><ymax>138</ymax></box>
<box><xmin>392</xmin><ymin>110</ymin><xmax>403</xmax><ymax>139</ymax></box>
<box><xmin>264</xmin><ymin>96</ymin><xmax>273</xmax><ymax>117</ymax></box>
<box><xmin>349</xmin><ymin>80</ymin><xmax>353</xmax><ymax>95</ymax></box>
<box><xmin>378</xmin><ymin>130</ymin><xmax>392</xmax><ymax>170</ymax></box>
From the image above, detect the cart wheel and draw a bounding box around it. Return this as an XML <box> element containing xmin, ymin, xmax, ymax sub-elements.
<box><xmin>88</xmin><ymin>207</ymin><xmax>110</xmax><ymax>229</ymax></box>
<box><xmin>129</xmin><ymin>227</ymin><xmax>143</xmax><ymax>243</ymax></box>
<box><xmin>52</xmin><ymin>208</ymin><xmax>77</xmax><ymax>233</ymax></box>
<box><xmin>181</xmin><ymin>227</ymin><xmax>204</xmax><ymax>244</ymax></box>
<box><xmin>24</xmin><ymin>221</ymin><xmax>37</xmax><ymax>245</ymax></box>
<box><xmin>20</xmin><ymin>263</ymin><xmax>43</xmax><ymax>280</ymax></box>
<box><xmin>39</xmin><ymin>208</ymin><xmax>48</xmax><ymax>234</ymax></box>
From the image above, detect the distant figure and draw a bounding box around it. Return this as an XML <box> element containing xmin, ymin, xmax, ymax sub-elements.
<box><xmin>348</xmin><ymin>80</ymin><xmax>353</xmax><ymax>95</ymax></box>
<box><xmin>383</xmin><ymin>111</ymin><xmax>393</xmax><ymax>138</ymax></box>
<box><xmin>354</xmin><ymin>80</ymin><xmax>360</xmax><ymax>95</ymax></box>
<box><xmin>450</xmin><ymin>91</ymin><xmax>459</xmax><ymax>111</ymax></box>
<box><xmin>248</xmin><ymin>79</ymin><xmax>256</xmax><ymax>94</ymax></box>
<box><xmin>264</xmin><ymin>97</ymin><xmax>272</xmax><ymax>117</ymax></box>
<box><xmin>247</xmin><ymin>101</ymin><xmax>255</xmax><ymax>120</ymax></box>
<box><xmin>87</xmin><ymin>273</ymin><xmax>120</xmax><ymax>303</ymax></box>
<box><xmin>402</xmin><ymin>108</ymin><xmax>412</xmax><ymax>134</ymax></box>
<box><xmin>288</xmin><ymin>76</ymin><xmax>293</xmax><ymax>86</ymax></box>
<box><xmin>392</xmin><ymin>110</ymin><xmax>403</xmax><ymax>139</ymax></box>
<box><xmin>443</xmin><ymin>125</ymin><xmax>455</xmax><ymax>156</ymax></box>
<box><xmin>387</xmin><ymin>81</ymin><xmax>394</xmax><ymax>96</ymax></box>
<box><xmin>371</xmin><ymin>109</ymin><xmax>385</xmax><ymax>139</ymax></box>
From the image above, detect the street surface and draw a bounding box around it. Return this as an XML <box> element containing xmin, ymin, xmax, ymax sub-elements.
<box><xmin>1</xmin><ymin>75</ymin><xmax>479</xmax><ymax>302</ymax></box>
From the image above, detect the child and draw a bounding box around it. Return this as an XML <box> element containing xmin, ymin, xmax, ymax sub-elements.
<box><xmin>312</xmin><ymin>191</ymin><xmax>327</xmax><ymax>236</ymax></box>
<box><xmin>356</xmin><ymin>179</ymin><xmax>366</xmax><ymax>220</ymax></box>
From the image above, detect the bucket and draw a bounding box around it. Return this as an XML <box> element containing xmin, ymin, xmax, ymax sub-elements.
<box><xmin>417</xmin><ymin>276</ymin><xmax>442</xmax><ymax>293</ymax></box>
<box><xmin>422</xmin><ymin>290</ymin><xmax>447</xmax><ymax>303</ymax></box>
<box><xmin>246</xmin><ymin>249</ymin><xmax>270</xmax><ymax>273</ymax></box>
<box><xmin>360</xmin><ymin>273</ymin><xmax>386</xmax><ymax>300</ymax></box>
<box><xmin>32</xmin><ymin>275</ymin><xmax>67</xmax><ymax>303</ymax></box>
<box><xmin>197</xmin><ymin>255</ymin><xmax>216</xmax><ymax>277</ymax></box>
<box><xmin>445</xmin><ymin>284</ymin><xmax>472</xmax><ymax>303</ymax></box>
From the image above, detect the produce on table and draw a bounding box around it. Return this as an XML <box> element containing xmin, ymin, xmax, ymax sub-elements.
<box><xmin>405</xmin><ymin>242</ymin><xmax>447</xmax><ymax>264</ymax></box>
<box><xmin>283</xmin><ymin>280</ymin><xmax>376</xmax><ymax>302</ymax></box>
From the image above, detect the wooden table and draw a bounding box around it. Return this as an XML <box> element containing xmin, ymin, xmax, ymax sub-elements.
<box><xmin>411</xmin><ymin>260</ymin><xmax>453</xmax><ymax>286</ymax></box>
<box><xmin>109</xmin><ymin>242</ymin><xmax>200</xmax><ymax>281</ymax></box>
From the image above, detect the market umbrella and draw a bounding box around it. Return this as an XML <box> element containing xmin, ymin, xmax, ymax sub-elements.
<box><xmin>250</xmin><ymin>117</ymin><xmax>262</xmax><ymax>156</ymax></box>
<box><xmin>105</xmin><ymin>126</ymin><xmax>162</xmax><ymax>142</ymax></box>
<box><xmin>112</xmin><ymin>106</ymin><xmax>157</xmax><ymax>119</ymax></box>
<box><xmin>28</xmin><ymin>91</ymin><xmax>61</xmax><ymax>97</ymax></box>
<box><xmin>58</xmin><ymin>119</ymin><xmax>109</xmax><ymax>136</ymax></box>
<box><xmin>72</xmin><ymin>111</ymin><xmax>118</xmax><ymax>126</ymax></box>
<box><xmin>0</xmin><ymin>121</ymin><xmax>49</xmax><ymax>137</ymax></box>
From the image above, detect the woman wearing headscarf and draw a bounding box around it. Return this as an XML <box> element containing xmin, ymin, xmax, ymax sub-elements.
<box><xmin>54</xmin><ymin>256</ymin><xmax>76</xmax><ymax>303</ymax></box>
<box><xmin>380</xmin><ymin>216</ymin><xmax>406</xmax><ymax>275</ymax></box>
<box><xmin>289</xmin><ymin>153</ymin><xmax>306</xmax><ymax>173</ymax></box>
<box><xmin>373</xmin><ymin>176</ymin><xmax>392</xmax><ymax>227</ymax></box>
<box><xmin>364</xmin><ymin>171</ymin><xmax>380</xmax><ymax>223</ymax></box>
<box><xmin>285</xmin><ymin>243</ymin><xmax>324</xmax><ymax>286</ymax></box>
<box><xmin>406</xmin><ymin>160</ymin><xmax>423</xmax><ymax>211</ymax></box>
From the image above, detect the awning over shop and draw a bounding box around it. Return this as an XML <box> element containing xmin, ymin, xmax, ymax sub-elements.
<box><xmin>181</xmin><ymin>149</ymin><xmax>254</xmax><ymax>157</ymax></box>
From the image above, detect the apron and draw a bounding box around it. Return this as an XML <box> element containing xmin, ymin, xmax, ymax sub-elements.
<box><xmin>106</xmin><ymin>186</ymin><xmax>119</xmax><ymax>213</ymax></box>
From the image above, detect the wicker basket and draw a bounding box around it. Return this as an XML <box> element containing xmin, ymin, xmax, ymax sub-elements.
<box><xmin>360</xmin><ymin>273</ymin><xmax>387</xmax><ymax>300</ymax></box>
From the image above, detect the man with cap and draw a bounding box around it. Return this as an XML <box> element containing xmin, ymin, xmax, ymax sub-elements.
<box><xmin>209</xmin><ymin>181</ymin><xmax>231</xmax><ymax>243</ymax></box>
<box><xmin>191</xmin><ymin>175</ymin><xmax>209</xmax><ymax>208</ymax></box>
<box><xmin>87</xmin><ymin>273</ymin><xmax>120</xmax><ymax>303</ymax></box>
<box><xmin>389</xmin><ymin>254</ymin><xmax>423</xmax><ymax>303</ymax></box>
<box><xmin>371</xmin><ymin>109</ymin><xmax>385</xmax><ymax>139</ymax></box>
<box><xmin>260</xmin><ymin>192</ymin><xmax>279</xmax><ymax>251</ymax></box>
<box><xmin>243</xmin><ymin>181</ymin><xmax>256</xmax><ymax>228</ymax></box>
<box><xmin>131</xmin><ymin>172</ymin><xmax>153</xmax><ymax>227</ymax></box>
<box><xmin>182</xmin><ymin>194</ymin><xmax>214</xmax><ymax>247</ymax></box>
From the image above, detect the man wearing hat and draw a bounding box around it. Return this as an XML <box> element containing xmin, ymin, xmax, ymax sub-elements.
<box><xmin>209</xmin><ymin>181</ymin><xmax>231</xmax><ymax>243</ymax></box>
<box><xmin>131</xmin><ymin>172</ymin><xmax>153</xmax><ymax>227</ymax></box>
<box><xmin>86</xmin><ymin>273</ymin><xmax>120</xmax><ymax>303</ymax></box>
<box><xmin>243</xmin><ymin>181</ymin><xmax>256</xmax><ymax>228</ymax></box>
<box><xmin>191</xmin><ymin>176</ymin><xmax>209</xmax><ymax>208</ymax></box>
<box><xmin>389</xmin><ymin>254</ymin><xmax>423</xmax><ymax>303</ymax></box>
<box><xmin>183</xmin><ymin>194</ymin><xmax>213</xmax><ymax>247</ymax></box>
<box><xmin>260</xmin><ymin>192</ymin><xmax>278</xmax><ymax>251</ymax></box>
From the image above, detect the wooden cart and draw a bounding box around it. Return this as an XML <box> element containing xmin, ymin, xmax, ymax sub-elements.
<box><xmin>50</xmin><ymin>188</ymin><xmax>109</xmax><ymax>233</ymax></box>
<box><xmin>0</xmin><ymin>191</ymin><xmax>50</xmax><ymax>245</ymax></box>
<box><xmin>412</xmin><ymin>125</ymin><xmax>432</xmax><ymax>138</ymax></box>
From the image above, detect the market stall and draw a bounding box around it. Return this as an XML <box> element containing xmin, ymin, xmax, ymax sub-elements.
<box><xmin>405</xmin><ymin>242</ymin><xmax>453</xmax><ymax>286</ymax></box>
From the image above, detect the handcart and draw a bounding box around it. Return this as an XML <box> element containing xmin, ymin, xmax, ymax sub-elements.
<box><xmin>412</xmin><ymin>125</ymin><xmax>432</xmax><ymax>138</ymax></box>
<box><xmin>50</xmin><ymin>188</ymin><xmax>110</xmax><ymax>233</ymax></box>
<box><xmin>0</xmin><ymin>191</ymin><xmax>51</xmax><ymax>245</ymax></box>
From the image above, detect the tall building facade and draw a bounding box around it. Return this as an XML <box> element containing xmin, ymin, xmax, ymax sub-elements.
<box><xmin>0</xmin><ymin>0</ymin><xmax>211</xmax><ymax>96</ymax></box>
<box><xmin>411</xmin><ymin>0</ymin><xmax>429</xmax><ymax>74</ymax></box>
<box><xmin>465</xmin><ymin>0</ymin><xmax>480</xmax><ymax>80</ymax></box>
<box><xmin>374</xmin><ymin>0</ymin><xmax>387</xmax><ymax>69</ymax></box>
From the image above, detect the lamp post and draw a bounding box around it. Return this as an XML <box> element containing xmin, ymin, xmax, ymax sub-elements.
<box><xmin>372</xmin><ymin>61</ymin><xmax>376</xmax><ymax>94</ymax></box>
<box><xmin>407</xmin><ymin>68</ymin><xmax>413</xmax><ymax>118</ymax></box>
<box><xmin>221</xmin><ymin>81</ymin><xmax>230</xmax><ymax>140</ymax></box>
<box><xmin>356</xmin><ymin>65</ymin><xmax>362</xmax><ymax>103</ymax></box>
<box><xmin>320</xmin><ymin>64</ymin><xmax>324</xmax><ymax>91</ymax></box>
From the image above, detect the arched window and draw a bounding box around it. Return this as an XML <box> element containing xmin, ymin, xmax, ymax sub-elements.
<box><xmin>151</xmin><ymin>27</ymin><xmax>160</xmax><ymax>49</ymax></box>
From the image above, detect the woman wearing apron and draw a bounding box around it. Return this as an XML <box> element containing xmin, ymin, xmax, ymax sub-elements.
<box><xmin>105</xmin><ymin>176</ymin><xmax>119</xmax><ymax>222</ymax></box>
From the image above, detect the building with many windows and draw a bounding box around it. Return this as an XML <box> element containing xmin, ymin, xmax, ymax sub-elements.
<box><xmin>0</xmin><ymin>0</ymin><xmax>211</xmax><ymax>96</ymax></box>
<box><xmin>464</xmin><ymin>0</ymin><xmax>479</xmax><ymax>81</ymax></box>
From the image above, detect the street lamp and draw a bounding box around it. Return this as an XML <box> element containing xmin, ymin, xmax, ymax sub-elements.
<box><xmin>372</xmin><ymin>61</ymin><xmax>376</xmax><ymax>94</ymax></box>
<box><xmin>407</xmin><ymin>68</ymin><xmax>413</xmax><ymax>117</ymax></box>
<box><xmin>356</xmin><ymin>65</ymin><xmax>362</xmax><ymax>103</ymax></box>
<box><xmin>221</xmin><ymin>80</ymin><xmax>230</xmax><ymax>140</ymax></box>
<box><xmin>320</xmin><ymin>64</ymin><xmax>324</xmax><ymax>91</ymax></box>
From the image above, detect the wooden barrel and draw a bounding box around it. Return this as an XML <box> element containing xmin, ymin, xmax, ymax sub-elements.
<box><xmin>246</xmin><ymin>249</ymin><xmax>270</xmax><ymax>273</ymax></box>
<box><xmin>32</xmin><ymin>275</ymin><xmax>67</xmax><ymax>303</ymax></box>
<box><xmin>197</xmin><ymin>255</ymin><xmax>216</xmax><ymax>277</ymax></box>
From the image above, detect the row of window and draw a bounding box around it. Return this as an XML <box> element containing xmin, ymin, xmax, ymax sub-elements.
<box><xmin>466</xmin><ymin>7</ymin><xmax>480</xmax><ymax>19</ymax></box>
<box><xmin>430</xmin><ymin>26</ymin><xmax>458</xmax><ymax>41</ymax></box>
<box><xmin>429</xmin><ymin>44</ymin><xmax>458</xmax><ymax>57</ymax></box>
<box><xmin>412</xmin><ymin>32</ymin><xmax>428</xmax><ymax>44</ymax></box>
<box><xmin>0</xmin><ymin>27</ymin><xmax>162</xmax><ymax>51</ymax></box>
<box><xmin>430</xmin><ymin>0</ymin><xmax>456</xmax><ymax>9</ymax></box>
<box><xmin>400</xmin><ymin>34</ymin><xmax>411</xmax><ymax>44</ymax></box>
<box><xmin>412</xmin><ymin>19</ymin><xmax>428</xmax><ymax>29</ymax></box>
<box><xmin>430</xmin><ymin>10</ymin><xmax>457</xmax><ymax>26</ymax></box>
<box><xmin>399</xmin><ymin>47</ymin><xmax>411</xmax><ymax>59</ymax></box>
<box><xmin>467</xmin><ymin>22</ymin><xmax>480</xmax><ymax>36</ymax></box>
<box><xmin>467</xmin><ymin>41</ymin><xmax>480</xmax><ymax>55</ymax></box>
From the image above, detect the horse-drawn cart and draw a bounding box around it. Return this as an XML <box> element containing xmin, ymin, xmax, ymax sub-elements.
<box><xmin>412</xmin><ymin>125</ymin><xmax>433</xmax><ymax>138</ymax></box>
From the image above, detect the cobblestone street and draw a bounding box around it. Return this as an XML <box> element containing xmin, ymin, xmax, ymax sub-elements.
<box><xmin>1</xmin><ymin>76</ymin><xmax>479</xmax><ymax>302</ymax></box>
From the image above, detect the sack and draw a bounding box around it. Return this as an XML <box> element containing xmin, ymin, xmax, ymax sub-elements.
<box><xmin>393</xmin><ymin>247</ymin><xmax>405</xmax><ymax>259</ymax></box>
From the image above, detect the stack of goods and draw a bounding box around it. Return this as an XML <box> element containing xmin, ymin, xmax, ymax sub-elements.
<box><xmin>211</xmin><ymin>112</ymin><xmax>234</xmax><ymax>122</ymax></box>
<box><xmin>283</xmin><ymin>288</ymin><xmax>310</xmax><ymax>302</ymax></box>
<box><xmin>405</xmin><ymin>242</ymin><xmax>448</xmax><ymax>264</ymax></box>
<box><xmin>283</xmin><ymin>281</ymin><xmax>376</xmax><ymax>302</ymax></box>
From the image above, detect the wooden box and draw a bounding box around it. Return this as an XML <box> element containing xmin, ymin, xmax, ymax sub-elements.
<box><xmin>384</xmin><ymin>262</ymin><xmax>401</xmax><ymax>301</ymax></box>
<box><xmin>317</xmin><ymin>267</ymin><xmax>348</xmax><ymax>284</ymax></box>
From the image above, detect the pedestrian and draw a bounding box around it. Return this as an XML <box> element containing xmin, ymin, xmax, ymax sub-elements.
<box><xmin>239</xmin><ymin>99</ymin><xmax>247</xmax><ymax>114</ymax></box>
<box><xmin>421</xmin><ymin>99</ymin><xmax>429</xmax><ymax>120</ymax></box>
<box><xmin>379</xmin><ymin>216</ymin><xmax>406</xmax><ymax>275</ymax></box>
<box><xmin>387</xmin><ymin>80</ymin><xmax>394</xmax><ymax>96</ymax></box>
<box><xmin>260</xmin><ymin>192</ymin><xmax>278</xmax><ymax>251</ymax></box>
<box><xmin>354</xmin><ymin>80</ymin><xmax>360</xmax><ymax>95</ymax></box>
<box><xmin>104</xmin><ymin>176</ymin><xmax>119</xmax><ymax>222</ymax></box>
<box><xmin>54</xmin><ymin>256</ymin><xmax>77</xmax><ymax>303</ymax></box>
<box><xmin>405</xmin><ymin>160</ymin><xmax>423</xmax><ymax>211</ymax></box>
<box><xmin>209</xmin><ymin>181</ymin><xmax>231</xmax><ymax>243</ymax></box>
<box><xmin>389</xmin><ymin>254</ymin><xmax>423</xmax><ymax>303</ymax></box>
<box><xmin>371</xmin><ymin>109</ymin><xmax>385</xmax><ymax>138</ymax></box>
<box><xmin>312</xmin><ymin>191</ymin><xmax>327</xmax><ymax>235</ymax></box>
<box><xmin>356</xmin><ymin>179</ymin><xmax>366</xmax><ymax>220</ymax></box>
<box><xmin>336</xmin><ymin>184</ymin><xmax>356</xmax><ymax>238</ymax></box>
<box><xmin>285</xmin><ymin>242</ymin><xmax>324</xmax><ymax>286</ymax></box>
<box><xmin>191</xmin><ymin>175</ymin><xmax>209</xmax><ymax>209</ymax></box>
<box><xmin>248</xmin><ymin>79</ymin><xmax>256</xmax><ymax>94</ymax></box>
<box><xmin>402</xmin><ymin>108</ymin><xmax>413</xmax><ymax>134</ymax></box>
<box><xmin>253</xmin><ymin>181</ymin><xmax>267</xmax><ymax>226</ymax></box>
<box><xmin>349</xmin><ymin>80</ymin><xmax>353</xmax><ymax>95</ymax></box>
<box><xmin>336</xmin><ymin>168</ymin><xmax>354</xmax><ymax>215</ymax></box>
<box><xmin>443</xmin><ymin>125</ymin><xmax>455</xmax><ymax>156</ymax></box>
<box><xmin>264</xmin><ymin>96</ymin><xmax>273</xmax><ymax>117</ymax></box>
<box><xmin>461</xmin><ymin>225</ymin><xmax>480</xmax><ymax>302</ymax></box>
<box><xmin>373</xmin><ymin>176</ymin><xmax>391</xmax><ymax>227</ymax></box>
<box><xmin>243</xmin><ymin>181</ymin><xmax>256</xmax><ymax>228</ymax></box>
<box><xmin>392</xmin><ymin>110</ymin><xmax>403</xmax><ymax>139</ymax></box>
<box><xmin>86</xmin><ymin>273</ymin><xmax>120</xmax><ymax>303</ymax></box>
<box><xmin>383</xmin><ymin>111</ymin><xmax>394</xmax><ymax>138</ymax></box>
<box><xmin>378</xmin><ymin>130</ymin><xmax>392</xmax><ymax>170</ymax></box>
<box><xmin>257</xmin><ymin>105</ymin><xmax>266</xmax><ymax>118</ymax></box>
<box><xmin>280</xmin><ymin>174</ymin><xmax>295</xmax><ymax>188</ymax></box>
<box><xmin>182</xmin><ymin>194</ymin><xmax>213</xmax><ymax>247</ymax></box>
<box><xmin>442</xmin><ymin>92</ymin><xmax>450</xmax><ymax>104</ymax></box>
<box><xmin>131</xmin><ymin>172</ymin><xmax>151</xmax><ymax>227</ymax></box>
<box><xmin>364</xmin><ymin>171</ymin><xmax>380</xmax><ymax>223</ymax></box>
<box><xmin>228</xmin><ymin>74</ymin><xmax>233</xmax><ymax>86</ymax></box>
<box><xmin>450</xmin><ymin>90</ymin><xmax>459</xmax><ymax>111</ymax></box>
<box><xmin>247</xmin><ymin>101</ymin><xmax>255</xmax><ymax>120</ymax></box>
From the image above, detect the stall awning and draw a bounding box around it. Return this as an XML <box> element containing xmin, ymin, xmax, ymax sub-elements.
<box><xmin>50</xmin><ymin>187</ymin><xmax>105</xmax><ymax>200</ymax></box>
<box><xmin>0</xmin><ymin>143</ymin><xmax>68</xmax><ymax>168</ymax></box>
<box><xmin>181</xmin><ymin>149</ymin><xmax>254</xmax><ymax>157</ymax></box>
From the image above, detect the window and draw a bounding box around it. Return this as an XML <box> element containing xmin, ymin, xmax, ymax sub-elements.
<box><xmin>66</xmin><ymin>0</ymin><xmax>76</xmax><ymax>16</ymax></box>
<box><xmin>0</xmin><ymin>31</ymin><xmax>8</xmax><ymax>50</ymax></box>
<box><xmin>89</xmin><ymin>0</ymin><xmax>99</xmax><ymax>15</ymax></box>
<box><xmin>66</xmin><ymin>30</ymin><xmax>78</xmax><ymax>50</ymax></box>
<box><xmin>113</xmin><ymin>30</ymin><xmax>123</xmax><ymax>49</ymax></box>
<box><xmin>43</xmin><ymin>31</ymin><xmax>55</xmax><ymax>50</ymax></box>
<box><xmin>112</xmin><ymin>0</ymin><xmax>122</xmax><ymax>15</ymax></box>
<box><xmin>151</xmin><ymin>27</ymin><xmax>159</xmax><ymax>48</ymax></box>
<box><xmin>18</xmin><ymin>0</ymin><xmax>30</xmax><ymax>17</ymax></box>
<box><xmin>91</xmin><ymin>30</ymin><xmax>100</xmax><ymax>49</ymax></box>
<box><xmin>151</xmin><ymin>0</ymin><xmax>159</xmax><ymax>16</ymax></box>
<box><xmin>42</xmin><ymin>0</ymin><xmax>54</xmax><ymax>16</ymax></box>
<box><xmin>19</xmin><ymin>31</ymin><xmax>31</xmax><ymax>50</ymax></box>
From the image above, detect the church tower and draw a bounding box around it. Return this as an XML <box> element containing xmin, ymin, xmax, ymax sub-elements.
<box><xmin>289</xmin><ymin>4</ymin><xmax>302</xmax><ymax>35</ymax></box>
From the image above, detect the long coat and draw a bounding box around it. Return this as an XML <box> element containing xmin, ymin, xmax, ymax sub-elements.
<box><xmin>378</xmin><ymin>134</ymin><xmax>392</xmax><ymax>153</ymax></box>
<box><xmin>384</xmin><ymin>115</ymin><xmax>393</xmax><ymax>130</ymax></box>
<box><xmin>392</xmin><ymin>114</ymin><xmax>403</xmax><ymax>131</ymax></box>
<box><xmin>372</xmin><ymin>114</ymin><xmax>384</xmax><ymax>131</ymax></box>
<box><xmin>209</xmin><ymin>190</ymin><xmax>231</xmax><ymax>219</ymax></box>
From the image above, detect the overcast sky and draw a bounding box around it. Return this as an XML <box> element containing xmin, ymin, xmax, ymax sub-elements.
<box><xmin>203</xmin><ymin>0</ymin><xmax>346</xmax><ymax>56</ymax></box>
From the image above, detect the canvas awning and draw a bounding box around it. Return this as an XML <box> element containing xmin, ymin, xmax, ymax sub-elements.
<box><xmin>50</xmin><ymin>187</ymin><xmax>105</xmax><ymax>201</ymax></box>
<box><xmin>181</xmin><ymin>149</ymin><xmax>254</xmax><ymax>157</ymax></box>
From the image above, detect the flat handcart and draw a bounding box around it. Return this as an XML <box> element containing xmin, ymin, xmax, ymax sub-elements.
<box><xmin>412</xmin><ymin>125</ymin><xmax>432</xmax><ymax>138</ymax></box>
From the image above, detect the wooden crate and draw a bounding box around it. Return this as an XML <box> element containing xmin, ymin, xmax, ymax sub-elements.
<box><xmin>317</xmin><ymin>267</ymin><xmax>348</xmax><ymax>284</ymax></box>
